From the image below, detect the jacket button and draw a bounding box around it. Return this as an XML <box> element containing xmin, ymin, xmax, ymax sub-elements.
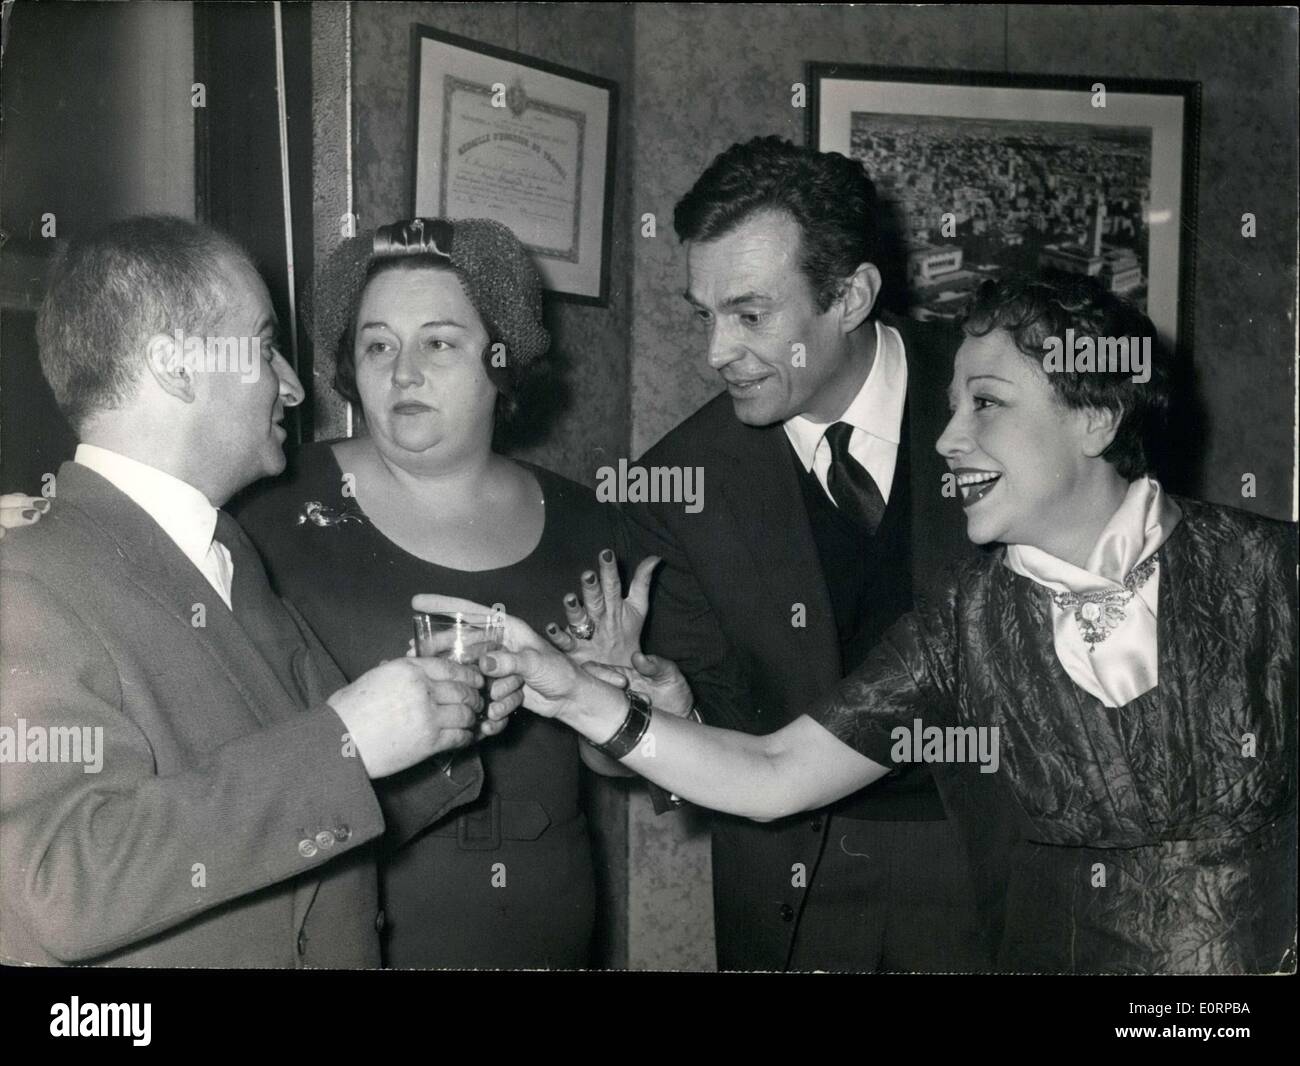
<box><xmin>779</xmin><ymin>903</ymin><xmax>795</xmax><ymax>922</ymax></box>
<box><xmin>375</xmin><ymin>910</ymin><xmax>386</xmax><ymax>932</ymax></box>
<box><xmin>298</xmin><ymin>838</ymin><xmax>318</xmax><ymax>858</ymax></box>
<box><xmin>315</xmin><ymin>830</ymin><xmax>336</xmax><ymax>849</ymax></box>
<box><xmin>334</xmin><ymin>824</ymin><xmax>351</xmax><ymax>842</ymax></box>
<box><xmin>810</xmin><ymin>818</ymin><xmax>823</xmax><ymax>833</ymax></box>
<box><xmin>297</xmin><ymin>929</ymin><xmax>307</xmax><ymax>956</ymax></box>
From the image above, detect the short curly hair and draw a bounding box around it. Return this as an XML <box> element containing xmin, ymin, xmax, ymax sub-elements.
<box><xmin>961</xmin><ymin>272</ymin><xmax>1171</xmax><ymax>480</ymax></box>
<box><xmin>673</xmin><ymin>135</ymin><xmax>883</xmax><ymax>313</ymax></box>
<box><xmin>311</xmin><ymin>218</ymin><xmax>550</xmax><ymax>431</ymax></box>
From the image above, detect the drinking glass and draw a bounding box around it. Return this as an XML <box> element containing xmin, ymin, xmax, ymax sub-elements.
<box><xmin>412</xmin><ymin>611</ymin><xmax>505</xmax><ymax>719</ymax></box>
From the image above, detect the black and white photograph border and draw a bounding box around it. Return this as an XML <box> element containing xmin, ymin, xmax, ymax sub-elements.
<box><xmin>0</xmin><ymin>0</ymin><xmax>1295</xmax><ymax>1050</ymax></box>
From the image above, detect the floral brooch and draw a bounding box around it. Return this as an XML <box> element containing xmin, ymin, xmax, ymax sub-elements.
<box><xmin>296</xmin><ymin>501</ymin><xmax>366</xmax><ymax>528</ymax></box>
<box><xmin>1049</xmin><ymin>555</ymin><xmax>1157</xmax><ymax>650</ymax></box>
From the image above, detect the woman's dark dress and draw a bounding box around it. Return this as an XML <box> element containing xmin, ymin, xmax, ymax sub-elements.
<box><xmin>810</xmin><ymin>498</ymin><xmax>1297</xmax><ymax>973</ymax></box>
<box><xmin>233</xmin><ymin>441</ymin><xmax>618</xmax><ymax>968</ymax></box>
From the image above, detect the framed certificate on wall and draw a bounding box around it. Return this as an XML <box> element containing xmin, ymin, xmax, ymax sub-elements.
<box><xmin>410</xmin><ymin>24</ymin><xmax>617</xmax><ymax>305</ymax></box>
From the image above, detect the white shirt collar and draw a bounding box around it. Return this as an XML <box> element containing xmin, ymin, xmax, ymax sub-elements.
<box><xmin>784</xmin><ymin>319</ymin><xmax>908</xmax><ymax>471</ymax></box>
<box><xmin>74</xmin><ymin>443</ymin><xmax>220</xmax><ymax>571</ymax></box>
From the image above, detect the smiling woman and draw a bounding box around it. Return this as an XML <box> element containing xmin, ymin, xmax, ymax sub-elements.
<box><xmin>230</xmin><ymin>218</ymin><xmax>630</xmax><ymax>970</ymax></box>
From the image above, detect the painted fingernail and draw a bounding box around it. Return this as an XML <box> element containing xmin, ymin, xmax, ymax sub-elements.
<box><xmin>22</xmin><ymin>509</ymin><xmax>37</xmax><ymax>519</ymax></box>
<box><xmin>582</xmin><ymin>572</ymin><xmax>596</xmax><ymax>585</ymax></box>
<box><xmin>565</xmin><ymin>594</ymin><xmax>578</xmax><ymax>607</ymax></box>
<box><xmin>601</xmin><ymin>549</ymin><xmax>613</xmax><ymax>562</ymax></box>
<box><xmin>482</xmin><ymin>655</ymin><xmax>497</xmax><ymax>672</ymax></box>
<box><xmin>34</xmin><ymin>499</ymin><xmax>51</xmax><ymax>513</ymax></box>
<box><xmin>546</xmin><ymin>623</ymin><xmax>560</xmax><ymax>635</ymax></box>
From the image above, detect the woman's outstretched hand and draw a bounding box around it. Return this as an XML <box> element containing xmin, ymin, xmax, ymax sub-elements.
<box><xmin>544</xmin><ymin>549</ymin><xmax>660</xmax><ymax>667</ymax></box>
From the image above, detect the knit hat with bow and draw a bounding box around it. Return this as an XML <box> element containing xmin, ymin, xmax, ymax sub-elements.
<box><xmin>307</xmin><ymin>217</ymin><xmax>550</xmax><ymax>401</ymax></box>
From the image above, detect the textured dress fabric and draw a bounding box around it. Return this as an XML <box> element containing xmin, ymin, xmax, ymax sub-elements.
<box><xmin>810</xmin><ymin>497</ymin><xmax>1297</xmax><ymax>973</ymax></box>
<box><xmin>233</xmin><ymin>441</ymin><xmax>619</xmax><ymax>968</ymax></box>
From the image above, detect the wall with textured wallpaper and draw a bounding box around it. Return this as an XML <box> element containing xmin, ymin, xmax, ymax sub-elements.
<box><xmin>313</xmin><ymin>3</ymin><xmax>1298</xmax><ymax>973</ymax></box>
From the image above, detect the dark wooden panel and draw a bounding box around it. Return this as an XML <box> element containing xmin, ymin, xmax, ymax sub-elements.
<box><xmin>194</xmin><ymin>0</ymin><xmax>314</xmax><ymax>443</ymax></box>
<box><xmin>0</xmin><ymin>309</ymin><xmax>76</xmax><ymax>494</ymax></box>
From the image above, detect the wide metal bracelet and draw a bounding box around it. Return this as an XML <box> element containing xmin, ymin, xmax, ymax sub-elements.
<box><xmin>596</xmin><ymin>688</ymin><xmax>653</xmax><ymax>760</ymax></box>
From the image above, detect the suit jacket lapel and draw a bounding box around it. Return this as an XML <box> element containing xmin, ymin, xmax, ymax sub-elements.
<box><xmin>714</xmin><ymin>421</ymin><xmax>841</xmax><ymax>691</ymax></box>
<box><xmin>55</xmin><ymin>462</ymin><xmax>301</xmax><ymax>728</ymax></box>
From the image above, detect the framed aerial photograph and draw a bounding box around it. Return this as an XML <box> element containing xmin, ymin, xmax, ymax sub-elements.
<box><xmin>410</xmin><ymin>24</ymin><xmax>617</xmax><ymax>305</ymax></box>
<box><xmin>808</xmin><ymin>65</ymin><xmax>1200</xmax><ymax>354</ymax></box>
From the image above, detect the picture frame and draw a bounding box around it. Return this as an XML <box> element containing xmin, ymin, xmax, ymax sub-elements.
<box><xmin>807</xmin><ymin>64</ymin><xmax>1201</xmax><ymax>356</ymax></box>
<box><xmin>410</xmin><ymin>24</ymin><xmax>617</xmax><ymax>305</ymax></box>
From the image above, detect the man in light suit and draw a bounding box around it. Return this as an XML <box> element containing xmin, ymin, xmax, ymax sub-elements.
<box><xmin>620</xmin><ymin>138</ymin><xmax>999</xmax><ymax>971</ymax></box>
<box><xmin>0</xmin><ymin>216</ymin><xmax>518</xmax><ymax>966</ymax></box>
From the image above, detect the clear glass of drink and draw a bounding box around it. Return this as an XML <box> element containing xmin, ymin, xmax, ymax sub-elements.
<box><xmin>412</xmin><ymin>611</ymin><xmax>505</xmax><ymax>719</ymax></box>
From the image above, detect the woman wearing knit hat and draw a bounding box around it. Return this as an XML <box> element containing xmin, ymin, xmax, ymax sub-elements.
<box><xmin>231</xmin><ymin>218</ymin><xmax>639</xmax><ymax>968</ymax></box>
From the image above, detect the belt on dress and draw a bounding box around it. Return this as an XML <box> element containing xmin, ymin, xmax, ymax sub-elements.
<box><xmin>429</xmin><ymin>794</ymin><xmax>552</xmax><ymax>850</ymax></box>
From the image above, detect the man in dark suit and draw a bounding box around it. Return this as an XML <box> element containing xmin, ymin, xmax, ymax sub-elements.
<box><xmin>0</xmin><ymin>216</ymin><xmax>517</xmax><ymax>966</ymax></box>
<box><xmin>621</xmin><ymin>137</ymin><xmax>988</xmax><ymax>971</ymax></box>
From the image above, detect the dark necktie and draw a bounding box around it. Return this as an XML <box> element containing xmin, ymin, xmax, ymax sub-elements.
<box><xmin>823</xmin><ymin>421</ymin><xmax>886</xmax><ymax>536</ymax></box>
